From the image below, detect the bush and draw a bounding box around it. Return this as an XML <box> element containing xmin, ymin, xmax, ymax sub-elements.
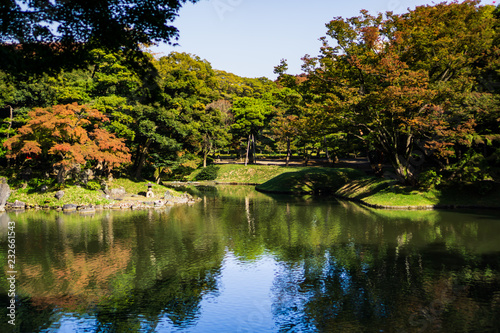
<box><xmin>85</xmin><ymin>181</ymin><xmax>101</xmax><ymax>191</ymax></box>
<box><xmin>418</xmin><ymin>169</ymin><xmax>442</xmax><ymax>190</ymax></box>
<box><xmin>194</xmin><ymin>165</ymin><xmax>220</xmax><ymax>181</ymax></box>
<box><xmin>28</xmin><ymin>177</ymin><xmax>54</xmax><ymax>188</ymax></box>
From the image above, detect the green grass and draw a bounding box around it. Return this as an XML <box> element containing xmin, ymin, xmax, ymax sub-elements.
<box><xmin>7</xmin><ymin>177</ymin><xmax>181</xmax><ymax>207</ymax></box>
<box><xmin>188</xmin><ymin>164</ymin><xmax>314</xmax><ymax>184</ymax></box>
<box><xmin>9</xmin><ymin>185</ymin><xmax>112</xmax><ymax>207</ymax></box>
<box><xmin>255</xmin><ymin>167</ymin><xmax>366</xmax><ymax>194</ymax></box>
<box><xmin>110</xmin><ymin>178</ymin><xmax>181</xmax><ymax>198</ymax></box>
<box><xmin>336</xmin><ymin>178</ymin><xmax>500</xmax><ymax>208</ymax></box>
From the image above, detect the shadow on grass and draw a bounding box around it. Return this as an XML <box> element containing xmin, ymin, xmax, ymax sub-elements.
<box><xmin>256</xmin><ymin>168</ymin><xmax>366</xmax><ymax>195</ymax></box>
<box><xmin>433</xmin><ymin>181</ymin><xmax>500</xmax><ymax>208</ymax></box>
<box><xmin>336</xmin><ymin>178</ymin><xmax>395</xmax><ymax>200</ymax></box>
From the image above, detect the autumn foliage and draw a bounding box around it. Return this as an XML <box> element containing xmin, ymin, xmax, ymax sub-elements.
<box><xmin>4</xmin><ymin>103</ymin><xmax>131</xmax><ymax>173</ymax></box>
<box><xmin>289</xmin><ymin>0</ymin><xmax>500</xmax><ymax>185</ymax></box>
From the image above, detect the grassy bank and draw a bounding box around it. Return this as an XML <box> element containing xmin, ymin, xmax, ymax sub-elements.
<box><xmin>239</xmin><ymin>165</ymin><xmax>500</xmax><ymax>209</ymax></box>
<box><xmin>7</xmin><ymin>178</ymin><xmax>181</xmax><ymax>207</ymax></box>
<box><xmin>255</xmin><ymin>167</ymin><xmax>366</xmax><ymax>194</ymax></box>
<box><xmin>336</xmin><ymin>178</ymin><xmax>500</xmax><ymax>209</ymax></box>
<box><xmin>188</xmin><ymin>164</ymin><xmax>314</xmax><ymax>184</ymax></box>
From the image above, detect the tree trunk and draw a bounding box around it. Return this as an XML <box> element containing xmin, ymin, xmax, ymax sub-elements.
<box><xmin>245</xmin><ymin>134</ymin><xmax>251</xmax><ymax>166</ymax></box>
<box><xmin>391</xmin><ymin>152</ymin><xmax>416</xmax><ymax>186</ymax></box>
<box><xmin>251</xmin><ymin>133</ymin><xmax>256</xmax><ymax>164</ymax></box>
<box><xmin>6</xmin><ymin>105</ymin><xmax>12</xmax><ymax>167</ymax></box>
<box><xmin>324</xmin><ymin>136</ymin><xmax>330</xmax><ymax>161</ymax></box>
<box><xmin>203</xmin><ymin>134</ymin><xmax>211</xmax><ymax>168</ymax></box>
<box><xmin>6</xmin><ymin>105</ymin><xmax>12</xmax><ymax>139</ymax></box>
<box><xmin>132</xmin><ymin>143</ymin><xmax>142</xmax><ymax>170</ymax></box>
<box><xmin>135</xmin><ymin>153</ymin><xmax>147</xmax><ymax>180</ymax></box>
<box><xmin>135</xmin><ymin>140</ymin><xmax>151</xmax><ymax>179</ymax></box>
<box><xmin>286</xmin><ymin>137</ymin><xmax>291</xmax><ymax>167</ymax></box>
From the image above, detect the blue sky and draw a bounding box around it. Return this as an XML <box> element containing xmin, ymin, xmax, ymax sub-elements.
<box><xmin>152</xmin><ymin>0</ymin><xmax>496</xmax><ymax>79</ymax></box>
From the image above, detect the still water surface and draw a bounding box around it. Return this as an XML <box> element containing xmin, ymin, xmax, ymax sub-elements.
<box><xmin>1</xmin><ymin>186</ymin><xmax>500</xmax><ymax>332</ymax></box>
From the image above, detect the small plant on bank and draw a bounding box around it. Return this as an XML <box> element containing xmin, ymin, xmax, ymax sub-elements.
<box><xmin>418</xmin><ymin>169</ymin><xmax>442</xmax><ymax>190</ymax></box>
<box><xmin>85</xmin><ymin>181</ymin><xmax>101</xmax><ymax>191</ymax></box>
<box><xmin>194</xmin><ymin>165</ymin><xmax>220</xmax><ymax>181</ymax></box>
<box><xmin>27</xmin><ymin>177</ymin><xmax>54</xmax><ymax>189</ymax></box>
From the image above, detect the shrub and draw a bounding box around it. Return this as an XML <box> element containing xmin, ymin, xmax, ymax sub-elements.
<box><xmin>86</xmin><ymin>181</ymin><xmax>101</xmax><ymax>191</ymax></box>
<box><xmin>28</xmin><ymin>177</ymin><xmax>53</xmax><ymax>188</ymax></box>
<box><xmin>418</xmin><ymin>169</ymin><xmax>442</xmax><ymax>190</ymax></box>
<box><xmin>194</xmin><ymin>165</ymin><xmax>220</xmax><ymax>181</ymax></box>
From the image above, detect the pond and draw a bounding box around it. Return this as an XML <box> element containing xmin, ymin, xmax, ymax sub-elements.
<box><xmin>1</xmin><ymin>186</ymin><xmax>500</xmax><ymax>332</ymax></box>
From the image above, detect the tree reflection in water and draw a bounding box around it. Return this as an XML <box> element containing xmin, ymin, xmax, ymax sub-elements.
<box><xmin>0</xmin><ymin>186</ymin><xmax>499</xmax><ymax>332</ymax></box>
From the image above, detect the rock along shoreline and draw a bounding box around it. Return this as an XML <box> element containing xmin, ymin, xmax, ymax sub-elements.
<box><xmin>3</xmin><ymin>196</ymin><xmax>200</xmax><ymax>213</ymax></box>
<box><xmin>1</xmin><ymin>187</ymin><xmax>200</xmax><ymax>213</ymax></box>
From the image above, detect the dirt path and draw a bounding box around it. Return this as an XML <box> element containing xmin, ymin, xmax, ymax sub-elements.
<box><xmin>215</xmin><ymin>157</ymin><xmax>372</xmax><ymax>170</ymax></box>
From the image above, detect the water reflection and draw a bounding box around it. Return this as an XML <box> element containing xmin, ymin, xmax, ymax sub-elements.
<box><xmin>0</xmin><ymin>186</ymin><xmax>499</xmax><ymax>332</ymax></box>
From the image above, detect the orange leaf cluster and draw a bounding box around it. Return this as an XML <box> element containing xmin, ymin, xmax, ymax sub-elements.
<box><xmin>3</xmin><ymin>103</ymin><xmax>131</xmax><ymax>171</ymax></box>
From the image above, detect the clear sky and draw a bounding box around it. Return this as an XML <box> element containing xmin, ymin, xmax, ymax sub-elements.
<box><xmin>152</xmin><ymin>0</ymin><xmax>496</xmax><ymax>79</ymax></box>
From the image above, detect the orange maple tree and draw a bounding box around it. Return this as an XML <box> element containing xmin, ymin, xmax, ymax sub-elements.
<box><xmin>4</xmin><ymin>103</ymin><xmax>131</xmax><ymax>173</ymax></box>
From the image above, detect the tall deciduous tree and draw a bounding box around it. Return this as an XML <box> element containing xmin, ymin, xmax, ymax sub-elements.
<box><xmin>231</xmin><ymin>97</ymin><xmax>274</xmax><ymax>165</ymax></box>
<box><xmin>0</xmin><ymin>0</ymin><xmax>198</xmax><ymax>46</ymax></box>
<box><xmin>269</xmin><ymin>87</ymin><xmax>302</xmax><ymax>166</ymax></box>
<box><xmin>198</xmin><ymin>100</ymin><xmax>232</xmax><ymax>167</ymax></box>
<box><xmin>3</xmin><ymin>103</ymin><xmax>130</xmax><ymax>180</ymax></box>
<box><xmin>299</xmin><ymin>1</ymin><xmax>497</xmax><ymax>184</ymax></box>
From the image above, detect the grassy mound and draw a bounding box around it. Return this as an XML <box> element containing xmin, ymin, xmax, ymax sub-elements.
<box><xmin>110</xmin><ymin>178</ymin><xmax>181</xmax><ymax>198</ymax></box>
<box><xmin>188</xmin><ymin>164</ymin><xmax>312</xmax><ymax>184</ymax></box>
<box><xmin>336</xmin><ymin>178</ymin><xmax>500</xmax><ymax>209</ymax></box>
<box><xmin>255</xmin><ymin>167</ymin><xmax>366</xmax><ymax>194</ymax></box>
<box><xmin>9</xmin><ymin>185</ymin><xmax>111</xmax><ymax>207</ymax></box>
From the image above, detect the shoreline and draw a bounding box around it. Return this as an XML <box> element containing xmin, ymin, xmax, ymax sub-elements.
<box><xmin>4</xmin><ymin>182</ymin><xmax>500</xmax><ymax>212</ymax></box>
<box><xmin>3</xmin><ymin>196</ymin><xmax>200</xmax><ymax>213</ymax></box>
<box><xmin>254</xmin><ymin>186</ymin><xmax>500</xmax><ymax>211</ymax></box>
<box><xmin>168</xmin><ymin>180</ymin><xmax>500</xmax><ymax>211</ymax></box>
<box><xmin>1</xmin><ymin>177</ymin><xmax>200</xmax><ymax>213</ymax></box>
<box><xmin>4</xmin><ymin>163</ymin><xmax>500</xmax><ymax>211</ymax></box>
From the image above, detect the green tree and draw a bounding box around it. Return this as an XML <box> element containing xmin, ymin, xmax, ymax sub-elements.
<box><xmin>148</xmin><ymin>52</ymin><xmax>225</xmax><ymax>175</ymax></box>
<box><xmin>269</xmin><ymin>87</ymin><xmax>302</xmax><ymax>166</ymax></box>
<box><xmin>199</xmin><ymin>100</ymin><xmax>232</xmax><ymax>167</ymax></box>
<box><xmin>0</xmin><ymin>0</ymin><xmax>200</xmax><ymax>74</ymax></box>
<box><xmin>129</xmin><ymin>104</ymin><xmax>183</xmax><ymax>179</ymax></box>
<box><xmin>0</xmin><ymin>71</ymin><xmax>15</xmax><ymax>158</ymax></box>
<box><xmin>231</xmin><ymin>97</ymin><xmax>274</xmax><ymax>165</ymax></box>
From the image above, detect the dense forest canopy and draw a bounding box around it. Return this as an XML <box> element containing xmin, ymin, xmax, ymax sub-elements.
<box><xmin>0</xmin><ymin>0</ymin><xmax>499</xmax><ymax>189</ymax></box>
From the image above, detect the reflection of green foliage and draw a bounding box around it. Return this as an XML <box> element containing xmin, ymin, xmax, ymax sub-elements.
<box><xmin>362</xmin><ymin>206</ymin><xmax>441</xmax><ymax>223</ymax></box>
<box><xmin>3</xmin><ymin>188</ymin><xmax>500</xmax><ymax>331</ymax></box>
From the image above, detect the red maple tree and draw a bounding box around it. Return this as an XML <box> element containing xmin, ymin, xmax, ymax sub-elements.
<box><xmin>4</xmin><ymin>103</ymin><xmax>131</xmax><ymax>175</ymax></box>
